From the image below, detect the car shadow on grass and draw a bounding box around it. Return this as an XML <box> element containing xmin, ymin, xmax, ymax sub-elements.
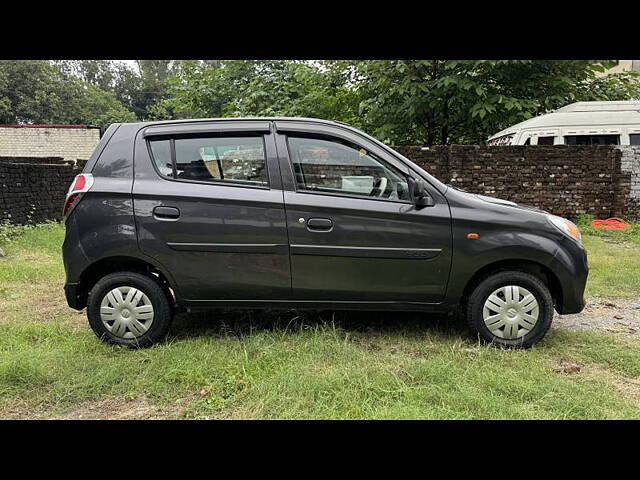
<box><xmin>168</xmin><ymin>308</ymin><xmax>468</xmax><ymax>343</ymax></box>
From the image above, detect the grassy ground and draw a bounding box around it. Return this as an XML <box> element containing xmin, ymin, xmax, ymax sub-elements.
<box><xmin>579</xmin><ymin>216</ymin><xmax>640</xmax><ymax>297</ymax></box>
<box><xmin>0</xmin><ymin>221</ymin><xmax>639</xmax><ymax>419</ymax></box>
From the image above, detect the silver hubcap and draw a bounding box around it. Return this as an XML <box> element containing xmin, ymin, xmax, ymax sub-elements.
<box><xmin>482</xmin><ymin>285</ymin><xmax>539</xmax><ymax>340</ymax></box>
<box><xmin>100</xmin><ymin>286</ymin><xmax>154</xmax><ymax>339</ymax></box>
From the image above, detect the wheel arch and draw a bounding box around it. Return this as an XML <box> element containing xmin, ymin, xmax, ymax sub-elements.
<box><xmin>76</xmin><ymin>255</ymin><xmax>178</xmax><ymax>310</ymax></box>
<box><xmin>460</xmin><ymin>259</ymin><xmax>564</xmax><ymax>312</ymax></box>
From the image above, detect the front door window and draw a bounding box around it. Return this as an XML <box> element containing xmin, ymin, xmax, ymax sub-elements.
<box><xmin>287</xmin><ymin>136</ymin><xmax>411</xmax><ymax>202</ymax></box>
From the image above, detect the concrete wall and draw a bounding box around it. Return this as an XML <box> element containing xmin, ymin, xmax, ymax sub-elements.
<box><xmin>619</xmin><ymin>146</ymin><xmax>640</xmax><ymax>218</ymax></box>
<box><xmin>0</xmin><ymin>126</ymin><xmax>100</xmax><ymax>162</ymax></box>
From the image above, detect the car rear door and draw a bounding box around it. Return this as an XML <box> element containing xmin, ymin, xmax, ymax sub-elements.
<box><xmin>132</xmin><ymin>121</ymin><xmax>291</xmax><ymax>303</ymax></box>
<box><xmin>274</xmin><ymin>121</ymin><xmax>452</xmax><ymax>304</ymax></box>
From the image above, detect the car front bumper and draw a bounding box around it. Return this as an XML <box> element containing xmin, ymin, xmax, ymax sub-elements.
<box><xmin>550</xmin><ymin>242</ymin><xmax>588</xmax><ymax>315</ymax></box>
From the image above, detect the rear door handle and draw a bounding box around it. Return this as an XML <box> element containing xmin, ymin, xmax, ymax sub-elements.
<box><xmin>306</xmin><ymin>217</ymin><xmax>333</xmax><ymax>232</ymax></box>
<box><xmin>153</xmin><ymin>206</ymin><xmax>180</xmax><ymax>220</ymax></box>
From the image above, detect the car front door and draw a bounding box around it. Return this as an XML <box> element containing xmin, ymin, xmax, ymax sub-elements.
<box><xmin>274</xmin><ymin>121</ymin><xmax>452</xmax><ymax>304</ymax></box>
<box><xmin>132</xmin><ymin>121</ymin><xmax>291</xmax><ymax>303</ymax></box>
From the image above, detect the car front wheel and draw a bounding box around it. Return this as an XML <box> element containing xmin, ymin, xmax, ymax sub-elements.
<box><xmin>466</xmin><ymin>271</ymin><xmax>554</xmax><ymax>348</ymax></box>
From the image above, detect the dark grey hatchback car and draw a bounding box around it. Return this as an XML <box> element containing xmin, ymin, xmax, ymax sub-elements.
<box><xmin>62</xmin><ymin>117</ymin><xmax>588</xmax><ymax>348</ymax></box>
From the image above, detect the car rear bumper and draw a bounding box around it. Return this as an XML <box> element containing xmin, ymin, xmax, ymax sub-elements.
<box><xmin>64</xmin><ymin>283</ymin><xmax>82</xmax><ymax>310</ymax></box>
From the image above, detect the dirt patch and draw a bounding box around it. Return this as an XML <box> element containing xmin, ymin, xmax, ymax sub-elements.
<box><xmin>50</xmin><ymin>395</ymin><xmax>184</xmax><ymax>420</ymax></box>
<box><xmin>554</xmin><ymin>359</ymin><xmax>582</xmax><ymax>374</ymax></box>
<box><xmin>613</xmin><ymin>377</ymin><xmax>640</xmax><ymax>401</ymax></box>
<box><xmin>0</xmin><ymin>280</ymin><xmax>86</xmax><ymax>328</ymax></box>
<box><xmin>578</xmin><ymin>364</ymin><xmax>640</xmax><ymax>407</ymax></box>
<box><xmin>553</xmin><ymin>297</ymin><xmax>640</xmax><ymax>337</ymax></box>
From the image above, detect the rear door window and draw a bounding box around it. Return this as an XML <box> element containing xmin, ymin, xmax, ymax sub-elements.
<box><xmin>148</xmin><ymin>136</ymin><xmax>268</xmax><ymax>187</ymax></box>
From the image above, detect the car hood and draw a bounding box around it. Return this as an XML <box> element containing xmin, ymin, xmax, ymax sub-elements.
<box><xmin>447</xmin><ymin>186</ymin><xmax>548</xmax><ymax>215</ymax></box>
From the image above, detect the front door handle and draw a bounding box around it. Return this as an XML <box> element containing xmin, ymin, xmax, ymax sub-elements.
<box><xmin>153</xmin><ymin>206</ymin><xmax>180</xmax><ymax>220</ymax></box>
<box><xmin>306</xmin><ymin>217</ymin><xmax>333</xmax><ymax>232</ymax></box>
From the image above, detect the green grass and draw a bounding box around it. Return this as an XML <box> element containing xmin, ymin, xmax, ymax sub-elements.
<box><xmin>1</xmin><ymin>222</ymin><xmax>640</xmax><ymax>419</ymax></box>
<box><xmin>576</xmin><ymin>214</ymin><xmax>640</xmax><ymax>246</ymax></box>
<box><xmin>576</xmin><ymin>216</ymin><xmax>640</xmax><ymax>297</ymax></box>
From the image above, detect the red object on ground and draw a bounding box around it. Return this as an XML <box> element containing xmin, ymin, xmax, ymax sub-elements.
<box><xmin>589</xmin><ymin>217</ymin><xmax>631</xmax><ymax>230</ymax></box>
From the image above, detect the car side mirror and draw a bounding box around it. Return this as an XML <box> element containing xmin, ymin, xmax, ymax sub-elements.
<box><xmin>407</xmin><ymin>176</ymin><xmax>435</xmax><ymax>209</ymax></box>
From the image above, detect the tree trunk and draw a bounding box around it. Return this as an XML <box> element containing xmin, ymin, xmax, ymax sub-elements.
<box><xmin>441</xmin><ymin>94</ymin><xmax>450</xmax><ymax>145</ymax></box>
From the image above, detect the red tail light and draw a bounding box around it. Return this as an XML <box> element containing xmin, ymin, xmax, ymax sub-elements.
<box><xmin>63</xmin><ymin>173</ymin><xmax>94</xmax><ymax>217</ymax></box>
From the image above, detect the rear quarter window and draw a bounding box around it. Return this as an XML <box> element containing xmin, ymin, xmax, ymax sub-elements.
<box><xmin>149</xmin><ymin>139</ymin><xmax>173</xmax><ymax>177</ymax></box>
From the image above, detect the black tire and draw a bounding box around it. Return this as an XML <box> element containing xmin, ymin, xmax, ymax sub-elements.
<box><xmin>466</xmin><ymin>270</ymin><xmax>553</xmax><ymax>349</ymax></box>
<box><xmin>87</xmin><ymin>271</ymin><xmax>173</xmax><ymax>348</ymax></box>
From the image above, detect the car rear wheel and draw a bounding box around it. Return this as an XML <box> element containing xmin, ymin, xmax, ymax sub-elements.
<box><xmin>87</xmin><ymin>271</ymin><xmax>173</xmax><ymax>348</ymax></box>
<box><xmin>466</xmin><ymin>271</ymin><xmax>554</xmax><ymax>348</ymax></box>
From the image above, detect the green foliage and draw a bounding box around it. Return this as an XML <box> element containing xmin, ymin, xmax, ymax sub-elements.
<box><xmin>4</xmin><ymin>60</ymin><xmax>640</xmax><ymax>144</ymax></box>
<box><xmin>0</xmin><ymin>220</ymin><xmax>35</xmax><ymax>246</ymax></box>
<box><xmin>55</xmin><ymin>60</ymin><xmax>183</xmax><ymax>122</ymax></box>
<box><xmin>573</xmin><ymin>216</ymin><xmax>640</xmax><ymax>297</ymax></box>
<box><xmin>0</xmin><ymin>61</ymin><xmax>136</xmax><ymax>129</ymax></box>
<box><xmin>164</xmin><ymin>60</ymin><xmax>364</xmax><ymax>125</ymax></box>
<box><xmin>578</xmin><ymin>71</ymin><xmax>640</xmax><ymax>102</ymax></box>
<box><xmin>162</xmin><ymin>60</ymin><xmax>640</xmax><ymax>145</ymax></box>
<box><xmin>74</xmin><ymin>84</ymin><xmax>137</xmax><ymax>126</ymax></box>
<box><xmin>356</xmin><ymin>60</ymin><xmax>638</xmax><ymax>144</ymax></box>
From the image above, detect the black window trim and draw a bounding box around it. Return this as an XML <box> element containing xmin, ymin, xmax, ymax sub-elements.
<box><xmin>537</xmin><ymin>136</ymin><xmax>556</xmax><ymax>146</ymax></box>
<box><xmin>563</xmin><ymin>134</ymin><xmax>621</xmax><ymax>146</ymax></box>
<box><xmin>146</xmin><ymin>133</ymin><xmax>271</xmax><ymax>191</ymax></box>
<box><xmin>283</xmin><ymin>133</ymin><xmax>414</xmax><ymax>205</ymax></box>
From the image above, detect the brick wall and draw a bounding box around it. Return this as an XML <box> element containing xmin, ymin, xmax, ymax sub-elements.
<box><xmin>0</xmin><ymin>146</ymin><xmax>639</xmax><ymax>226</ymax></box>
<box><xmin>0</xmin><ymin>157</ymin><xmax>86</xmax><ymax>224</ymax></box>
<box><xmin>394</xmin><ymin>145</ymin><xmax>637</xmax><ymax>219</ymax></box>
<box><xmin>0</xmin><ymin>126</ymin><xmax>100</xmax><ymax>162</ymax></box>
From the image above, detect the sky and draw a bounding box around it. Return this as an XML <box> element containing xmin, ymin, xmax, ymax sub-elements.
<box><xmin>121</xmin><ymin>60</ymin><xmax>139</xmax><ymax>73</ymax></box>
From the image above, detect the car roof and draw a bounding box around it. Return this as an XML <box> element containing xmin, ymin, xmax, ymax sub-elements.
<box><xmin>124</xmin><ymin>116</ymin><xmax>351</xmax><ymax>129</ymax></box>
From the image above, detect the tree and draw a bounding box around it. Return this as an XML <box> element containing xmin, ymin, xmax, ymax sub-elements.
<box><xmin>164</xmin><ymin>60</ymin><xmax>363</xmax><ymax>124</ymax></box>
<box><xmin>53</xmin><ymin>60</ymin><xmax>185</xmax><ymax>121</ymax></box>
<box><xmin>73</xmin><ymin>84</ymin><xmax>137</xmax><ymax>126</ymax></box>
<box><xmin>132</xmin><ymin>60</ymin><xmax>187</xmax><ymax>120</ymax></box>
<box><xmin>356</xmin><ymin>60</ymin><xmax>640</xmax><ymax>144</ymax></box>
<box><xmin>0</xmin><ymin>61</ymin><xmax>136</xmax><ymax>128</ymax></box>
<box><xmin>40</xmin><ymin>59</ymin><xmax>640</xmax><ymax>144</ymax></box>
<box><xmin>0</xmin><ymin>60</ymin><xmax>70</xmax><ymax>124</ymax></box>
<box><xmin>55</xmin><ymin>60</ymin><xmax>118</xmax><ymax>91</ymax></box>
<box><xmin>162</xmin><ymin>60</ymin><xmax>640</xmax><ymax>145</ymax></box>
<box><xmin>577</xmin><ymin>70</ymin><xmax>640</xmax><ymax>101</ymax></box>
